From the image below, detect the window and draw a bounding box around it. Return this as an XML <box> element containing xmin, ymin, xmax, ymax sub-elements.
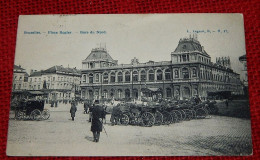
<box><xmin>118</xmin><ymin>72</ymin><xmax>123</xmax><ymax>82</ymax></box>
<box><xmin>182</xmin><ymin>55</ymin><xmax>187</xmax><ymax>62</ymax></box>
<box><xmin>35</xmin><ymin>78</ymin><xmax>37</xmax><ymax>82</ymax></box>
<box><xmin>95</xmin><ymin>74</ymin><xmax>99</xmax><ymax>82</ymax></box>
<box><xmin>110</xmin><ymin>89</ymin><xmax>115</xmax><ymax>97</ymax></box>
<box><xmin>141</xmin><ymin>70</ymin><xmax>146</xmax><ymax>81</ymax></box>
<box><xmin>192</xmin><ymin>68</ymin><xmax>197</xmax><ymax>77</ymax></box>
<box><xmin>133</xmin><ymin>71</ymin><xmax>138</xmax><ymax>82</ymax></box>
<box><xmin>110</xmin><ymin>72</ymin><xmax>115</xmax><ymax>83</ymax></box>
<box><xmin>149</xmin><ymin>70</ymin><xmax>154</xmax><ymax>81</ymax></box>
<box><xmin>89</xmin><ymin>73</ymin><xmax>93</xmax><ymax>83</ymax></box>
<box><xmin>118</xmin><ymin>89</ymin><xmax>122</xmax><ymax>98</ymax></box>
<box><xmin>165</xmin><ymin>69</ymin><xmax>171</xmax><ymax>80</ymax></box>
<box><xmin>156</xmin><ymin>69</ymin><xmax>163</xmax><ymax>81</ymax></box>
<box><xmin>166</xmin><ymin>88</ymin><xmax>171</xmax><ymax>97</ymax></box>
<box><xmin>103</xmin><ymin>90</ymin><xmax>108</xmax><ymax>98</ymax></box>
<box><xmin>125</xmin><ymin>71</ymin><xmax>130</xmax><ymax>82</ymax></box>
<box><xmin>103</xmin><ymin>73</ymin><xmax>108</xmax><ymax>84</ymax></box>
<box><xmin>182</xmin><ymin>68</ymin><xmax>189</xmax><ymax>79</ymax></box>
<box><xmin>174</xmin><ymin>69</ymin><xmax>179</xmax><ymax>78</ymax></box>
<box><xmin>82</xmin><ymin>75</ymin><xmax>86</xmax><ymax>83</ymax></box>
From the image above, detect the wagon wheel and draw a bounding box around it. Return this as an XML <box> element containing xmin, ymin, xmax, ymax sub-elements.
<box><xmin>141</xmin><ymin>112</ymin><xmax>155</xmax><ymax>127</ymax></box>
<box><xmin>180</xmin><ymin>110</ymin><xmax>186</xmax><ymax>120</ymax></box>
<box><xmin>190</xmin><ymin>109</ymin><xmax>196</xmax><ymax>119</ymax></box>
<box><xmin>120</xmin><ymin>114</ymin><xmax>129</xmax><ymax>125</ymax></box>
<box><xmin>196</xmin><ymin>108</ymin><xmax>207</xmax><ymax>119</ymax></box>
<box><xmin>170</xmin><ymin>111</ymin><xmax>178</xmax><ymax>123</ymax></box>
<box><xmin>184</xmin><ymin>109</ymin><xmax>193</xmax><ymax>121</ymax></box>
<box><xmin>171</xmin><ymin>110</ymin><xmax>182</xmax><ymax>122</ymax></box>
<box><xmin>30</xmin><ymin>109</ymin><xmax>42</xmax><ymax>120</ymax></box>
<box><xmin>41</xmin><ymin>109</ymin><xmax>50</xmax><ymax>120</ymax></box>
<box><xmin>15</xmin><ymin>110</ymin><xmax>25</xmax><ymax>120</ymax></box>
<box><xmin>154</xmin><ymin>111</ymin><xmax>163</xmax><ymax>126</ymax></box>
<box><xmin>162</xmin><ymin>112</ymin><xmax>172</xmax><ymax>125</ymax></box>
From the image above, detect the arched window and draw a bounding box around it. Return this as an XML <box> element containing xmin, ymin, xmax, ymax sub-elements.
<box><xmin>125</xmin><ymin>71</ymin><xmax>130</xmax><ymax>82</ymax></box>
<box><xmin>149</xmin><ymin>70</ymin><xmax>154</xmax><ymax>81</ymax></box>
<box><xmin>166</xmin><ymin>88</ymin><xmax>172</xmax><ymax>98</ymax></box>
<box><xmin>133</xmin><ymin>88</ymin><xmax>138</xmax><ymax>99</ymax></box>
<box><xmin>103</xmin><ymin>89</ymin><xmax>108</xmax><ymax>99</ymax></box>
<box><xmin>110</xmin><ymin>72</ymin><xmax>115</xmax><ymax>83</ymax></box>
<box><xmin>89</xmin><ymin>90</ymin><xmax>93</xmax><ymax>99</ymax></box>
<box><xmin>165</xmin><ymin>69</ymin><xmax>171</xmax><ymax>80</ymax></box>
<box><xmin>110</xmin><ymin>89</ymin><xmax>115</xmax><ymax>97</ymax></box>
<box><xmin>82</xmin><ymin>75</ymin><xmax>86</xmax><ymax>83</ymax></box>
<box><xmin>103</xmin><ymin>73</ymin><xmax>108</xmax><ymax>84</ymax></box>
<box><xmin>157</xmin><ymin>69</ymin><xmax>163</xmax><ymax>81</ymax></box>
<box><xmin>118</xmin><ymin>72</ymin><xmax>123</xmax><ymax>82</ymax></box>
<box><xmin>125</xmin><ymin>89</ymin><xmax>130</xmax><ymax>99</ymax></box>
<box><xmin>192</xmin><ymin>68</ymin><xmax>197</xmax><ymax>77</ymax></box>
<box><xmin>141</xmin><ymin>70</ymin><xmax>146</xmax><ymax>81</ymax></box>
<box><xmin>174</xmin><ymin>69</ymin><xmax>179</xmax><ymax>78</ymax></box>
<box><xmin>133</xmin><ymin>71</ymin><xmax>138</xmax><ymax>82</ymax></box>
<box><xmin>89</xmin><ymin>73</ymin><xmax>93</xmax><ymax>83</ymax></box>
<box><xmin>95</xmin><ymin>74</ymin><xmax>99</xmax><ymax>82</ymax></box>
<box><xmin>182</xmin><ymin>68</ymin><xmax>189</xmax><ymax>79</ymax></box>
<box><xmin>118</xmin><ymin>89</ymin><xmax>122</xmax><ymax>99</ymax></box>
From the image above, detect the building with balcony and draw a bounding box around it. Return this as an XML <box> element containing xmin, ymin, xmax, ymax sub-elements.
<box><xmin>80</xmin><ymin>36</ymin><xmax>242</xmax><ymax>101</ymax></box>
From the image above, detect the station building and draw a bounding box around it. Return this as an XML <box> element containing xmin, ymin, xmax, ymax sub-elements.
<box><xmin>80</xmin><ymin>36</ymin><xmax>242</xmax><ymax>101</ymax></box>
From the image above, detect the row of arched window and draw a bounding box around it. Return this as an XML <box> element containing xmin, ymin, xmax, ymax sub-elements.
<box><xmin>82</xmin><ymin>67</ymin><xmax>198</xmax><ymax>83</ymax></box>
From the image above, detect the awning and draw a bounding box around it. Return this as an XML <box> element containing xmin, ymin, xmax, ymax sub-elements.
<box><xmin>143</xmin><ymin>87</ymin><xmax>161</xmax><ymax>92</ymax></box>
<box><xmin>28</xmin><ymin>91</ymin><xmax>45</xmax><ymax>95</ymax></box>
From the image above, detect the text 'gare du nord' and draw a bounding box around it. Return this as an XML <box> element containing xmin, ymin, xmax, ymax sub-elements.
<box><xmin>80</xmin><ymin>36</ymin><xmax>243</xmax><ymax>101</ymax></box>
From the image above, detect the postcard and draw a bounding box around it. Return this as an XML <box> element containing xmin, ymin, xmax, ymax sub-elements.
<box><xmin>7</xmin><ymin>14</ymin><xmax>252</xmax><ymax>156</ymax></box>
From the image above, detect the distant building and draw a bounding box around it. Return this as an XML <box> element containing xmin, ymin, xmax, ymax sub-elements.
<box><xmin>12</xmin><ymin>65</ymin><xmax>29</xmax><ymax>91</ymax></box>
<box><xmin>80</xmin><ymin>36</ymin><xmax>243</xmax><ymax>100</ymax></box>
<box><xmin>239</xmin><ymin>54</ymin><xmax>248</xmax><ymax>95</ymax></box>
<box><xmin>28</xmin><ymin>65</ymin><xmax>81</xmax><ymax>102</ymax></box>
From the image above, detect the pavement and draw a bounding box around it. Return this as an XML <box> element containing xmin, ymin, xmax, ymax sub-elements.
<box><xmin>6</xmin><ymin>103</ymin><xmax>253</xmax><ymax>156</ymax></box>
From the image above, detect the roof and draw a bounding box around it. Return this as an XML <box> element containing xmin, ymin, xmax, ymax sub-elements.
<box><xmin>173</xmin><ymin>37</ymin><xmax>210</xmax><ymax>57</ymax></box>
<box><xmin>85</xmin><ymin>47</ymin><xmax>115</xmax><ymax>62</ymax></box>
<box><xmin>239</xmin><ymin>55</ymin><xmax>247</xmax><ymax>61</ymax></box>
<box><xmin>30</xmin><ymin>71</ymin><xmax>42</xmax><ymax>77</ymax></box>
<box><xmin>30</xmin><ymin>66</ymin><xmax>81</xmax><ymax>76</ymax></box>
<box><xmin>13</xmin><ymin>65</ymin><xmax>25</xmax><ymax>70</ymax></box>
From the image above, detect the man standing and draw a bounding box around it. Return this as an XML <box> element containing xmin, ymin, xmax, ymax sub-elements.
<box><xmin>70</xmin><ymin>101</ymin><xmax>77</xmax><ymax>121</ymax></box>
<box><xmin>91</xmin><ymin>100</ymin><xmax>104</xmax><ymax>142</ymax></box>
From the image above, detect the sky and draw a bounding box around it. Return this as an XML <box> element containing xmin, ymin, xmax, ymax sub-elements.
<box><xmin>15</xmin><ymin>14</ymin><xmax>246</xmax><ymax>75</ymax></box>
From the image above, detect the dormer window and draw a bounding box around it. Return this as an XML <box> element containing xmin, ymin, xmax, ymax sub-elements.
<box><xmin>182</xmin><ymin>45</ymin><xmax>187</xmax><ymax>49</ymax></box>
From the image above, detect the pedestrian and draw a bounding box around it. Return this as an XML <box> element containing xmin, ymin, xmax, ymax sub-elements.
<box><xmin>84</xmin><ymin>100</ymin><xmax>89</xmax><ymax>114</ymax></box>
<box><xmin>70</xmin><ymin>101</ymin><xmax>77</xmax><ymax>121</ymax></box>
<box><xmin>225</xmin><ymin>99</ymin><xmax>229</xmax><ymax>108</ymax></box>
<box><xmin>91</xmin><ymin>100</ymin><xmax>104</xmax><ymax>142</ymax></box>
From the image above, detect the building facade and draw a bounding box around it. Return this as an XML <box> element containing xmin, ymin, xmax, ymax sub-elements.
<box><xmin>28</xmin><ymin>65</ymin><xmax>81</xmax><ymax>102</ymax></box>
<box><xmin>80</xmin><ymin>36</ymin><xmax>242</xmax><ymax>101</ymax></box>
<box><xmin>239</xmin><ymin>54</ymin><xmax>248</xmax><ymax>95</ymax></box>
<box><xmin>12</xmin><ymin>65</ymin><xmax>29</xmax><ymax>91</ymax></box>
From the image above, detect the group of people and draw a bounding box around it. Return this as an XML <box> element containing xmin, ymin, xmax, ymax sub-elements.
<box><xmin>69</xmin><ymin>100</ymin><xmax>106</xmax><ymax>143</ymax></box>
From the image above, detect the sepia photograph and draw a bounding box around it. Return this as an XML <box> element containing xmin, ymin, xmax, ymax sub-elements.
<box><xmin>7</xmin><ymin>14</ymin><xmax>252</xmax><ymax>156</ymax></box>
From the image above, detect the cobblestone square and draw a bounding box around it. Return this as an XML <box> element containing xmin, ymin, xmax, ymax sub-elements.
<box><xmin>6</xmin><ymin>103</ymin><xmax>252</xmax><ymax>156</ymax></box>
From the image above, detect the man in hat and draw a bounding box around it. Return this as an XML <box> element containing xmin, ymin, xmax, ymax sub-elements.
<box><xmin>70</xmin><ymin>101</ymin><xmax>77</xmax><ymax>121</ymax></box>
<box><xmin>91</xmin><ymin>100</ymin><xmax>104</xmax><ymax>142</ymax></box>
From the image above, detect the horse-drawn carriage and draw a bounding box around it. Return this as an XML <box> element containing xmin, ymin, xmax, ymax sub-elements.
<box><xmin>12</xmin><ymin>91</ymin><xmax>50</xmax><ymax>121</ymax></box>
<box><xmin>109</xmin><ymin>98</ymin><xmax>218</xmax><ymax>127</ymax></box>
